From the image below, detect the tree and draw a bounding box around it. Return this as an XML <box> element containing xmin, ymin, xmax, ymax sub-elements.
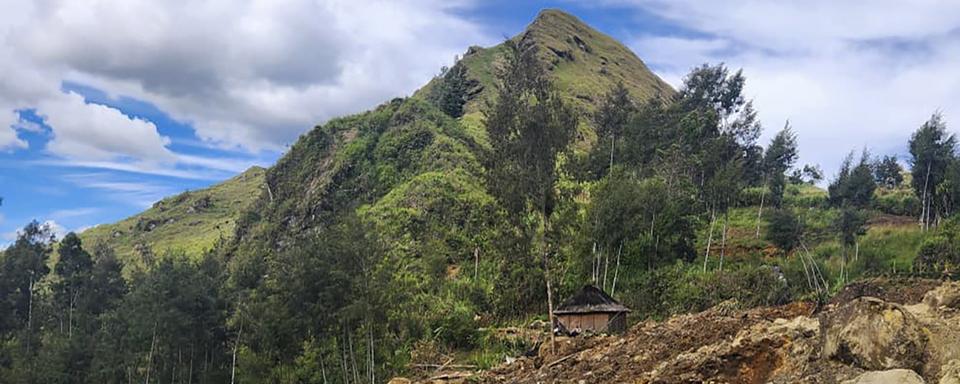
<box><xmin>789</xmin><ymin>164</ymin><xmax>823</xmax><ymax>184</ymax></box>
<box><xmin>428</xmin><ymin>61</ymin><xmax>473</xmax><ymax>118</ymax></box>
<box><xmin>909</xmin><ymin>113</ymin><xmax>957</xmax><ymax>229</ymax></box>
<box><xmin>484</xmin><ymin>38</ymin><xmax>577</xmax><ymax>351</ymax></box>
<box><xmin>53</xmin><ymin>233</ymin><xmax>94</xmax><ymax>339</ymax></box>
<box><xmin>874</xmin><ymin>155</ymin><xmax>904</xmax><ymax>189</ymax></box>
<box><xmin>765</xmin><ymin>209</ymin><xmax>802</xmax><ymax>256</ymax></box>
<box><xmin>593</xmin><ymin>81</ymin><xmax>635</xmax><ymax>177</ymax></box>
<box><xmin>828</xmin><ymin>150</ymin><xmax>877</xmax><ymax>209</ymax></box>
<box><xmin>763</xmin><ymin>124</ymin><xmax>799</xmax><ymax>208</ymax></box>
<box><xmin>0</xmin><ymin>221</ymin><xmax>55</xmax><ymax>380</ymax></box>
<box><xmin>833</xmin><ymin>208</ymin><xmax>867</xmax><ymax>283</ymax></box>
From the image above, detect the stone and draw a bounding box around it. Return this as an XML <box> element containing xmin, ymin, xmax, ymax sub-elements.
<box><xmin>841</xmin><ymin>369</ymin><xmax>925</xmax><ymax>384</ymax></box>
<box><xmin>924</xmin><ymin>282</ymin><xmax>960</xmax><ymax>310</ymax></box>
<box><xmin>940</xmin><ymin>359</ymin><xmax>960</xmax><ymax>384</ymax></box>
<box><xmin>822</xmin><ymin>297</ymin><xmax>927</xmax><ymax>372</ymax></box>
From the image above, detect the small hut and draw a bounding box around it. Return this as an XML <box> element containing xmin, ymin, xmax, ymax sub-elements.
<box><xmin>553</xmin><ymin>285</ymin><xmax>630</xmax><ymax>335</ymax></box>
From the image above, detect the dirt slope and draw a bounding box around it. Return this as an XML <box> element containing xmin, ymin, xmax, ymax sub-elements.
<box><xmin>400</xmin><ymin>278</ymin><xmax>960</xmax><ymax>384</ymax></box>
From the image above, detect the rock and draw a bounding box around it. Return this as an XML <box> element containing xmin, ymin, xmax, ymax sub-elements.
<box><xmin>387</xmin><ymin>378</ymin><xmax>412</xmax><ymax>384</ymax></box>
<box><xmin>941</xmin><ymin>359</ymin><xmax>960</xmax><ymax>384</ymax></box>
<box><xmin>822</xmin><ymin>297</ymin><xmax>927</xmax><ymax>372</ymax></box>
<box><xmin>841</xmin><ymin>369</ymin><xmax>925</xmax><ymax>384</ymax></box>
<box><xmin>923</xmin><ymin>282</ymin><xmax>960</xmax><ymax>310</ymax></box>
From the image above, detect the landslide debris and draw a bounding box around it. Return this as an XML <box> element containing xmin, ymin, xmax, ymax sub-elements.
<box><xmin>406</xmin><ymin>278</ymin><xmax>960</xmax><ymax>383</ymax></box>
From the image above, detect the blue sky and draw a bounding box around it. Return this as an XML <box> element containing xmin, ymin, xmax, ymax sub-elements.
<box><xmin>2</xmin><ymin>0</ymin><xmax>960</xmax><ymax>246</ymax></box>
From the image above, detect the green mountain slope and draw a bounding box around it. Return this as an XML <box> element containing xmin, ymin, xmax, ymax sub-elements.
<box><xmin>80</xmin><ymin>166</ymin><xmax>265</xmax><ymax>267</ymax></box>
<box><xmin>419</xmin><ymin>9</ymin><xmax>674</xmax><ymax>115</ymax></box>
<box><xmin>219</xmin><ymin>10</ymin><xmax>679</xmax><ymax>374</ymax></box>
<box><xmin>229</xmin><ymin>9</ymin><xmax>674</xmax><ymax>266</ymax></box>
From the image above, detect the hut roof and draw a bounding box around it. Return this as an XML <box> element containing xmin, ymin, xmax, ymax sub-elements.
<box><xmin>554</xmin><ymin>285</ymin><xmax>630</xmax><ymax>315</ymax></box>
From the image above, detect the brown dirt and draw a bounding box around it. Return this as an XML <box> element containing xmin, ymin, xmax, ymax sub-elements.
<box><xmin>409</xmin><ymin>279</ymin><xmax>957</xmax><ymax>384</ymax></box>
<box><xmin>867</xmin><ymin>214</ymin><xmax>917</xmax><ymax>227</ymax></box>
<box><xmin>830</xmin><ymin>277</ymin><xmax>943</xmax><ymax>306</ymax></box>
<box><xmin>472</xmin><ymin>302</ymin><xmax>815</xmax><ymax>384</ymax></box>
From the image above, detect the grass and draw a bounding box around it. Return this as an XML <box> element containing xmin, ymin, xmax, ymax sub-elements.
<box><xmin>80</xmin><ymin>166</ymin><xmax>265</xmax><ymax>272</ymax></box>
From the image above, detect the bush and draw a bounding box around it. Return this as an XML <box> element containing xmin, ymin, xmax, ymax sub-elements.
<box><xmin>872</xmin><ymin>189</ymin><xmax>921</xmax><ymax>216</ymax></box>
<box><xmin>914</xmin><ymin>236</ymin><xmax>958</xmax><ymax>274</ymax></box>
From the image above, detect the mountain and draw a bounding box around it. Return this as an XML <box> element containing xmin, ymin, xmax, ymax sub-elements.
<box><xmin>79</xmin><ymin>166</ymin><xmax>265</xmax><ymax>269</ymax></box>
<box><xmin>213</xmin><ymin>8</ymin><xmax>678</xmax><ymax>375</ymax></box>
<box><xmin>229</xmin><ymin>8</ymin><xmax>674</xmax><ymax>250</ymax></box>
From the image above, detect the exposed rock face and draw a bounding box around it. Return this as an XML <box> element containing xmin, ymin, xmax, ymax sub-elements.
<box><xmin>924</xmin><ymin>282</ymin><xmax>960</xmax><ymax>310</ymax></box>
<box><xmin>841</xmin><ymin>369</ymin><xmax>925</xmax><ymax>384</ymax></box>
<box><xmin>821</xmin><ymin>297</ymin><xmax>928</xmax><ymax>372</ymax></box>
<box><xmin>941</xmin><ymin>360</ymin><xmax>960</xmax><ymax>384</ymax></box>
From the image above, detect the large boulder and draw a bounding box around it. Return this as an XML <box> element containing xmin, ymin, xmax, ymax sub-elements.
<box><xmin>941</xmin><ymin>360</ymin><xmax>960</xmax><ymax>384</ymax></box>
<box><xmin>822</xmin><ymin>297</ymin><xmax>928</xmax><ymax>372</ymax></box>
<box><xmin>923</xmin><ymin>282</ymin><xmax>960</xmax><ymax>311</ymax></box>
<box><xmin>841</xmin><ymin>369</ymin><xmax>925</xmax><ymax>384</ymax></box>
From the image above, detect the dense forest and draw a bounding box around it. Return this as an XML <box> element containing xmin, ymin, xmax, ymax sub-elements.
<box><xmin>2</xmin><ymin>10</ymin><xmax>960</xmax><ymax>384</ymax></box>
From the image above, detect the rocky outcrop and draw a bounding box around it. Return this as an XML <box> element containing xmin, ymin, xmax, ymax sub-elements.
<box><xmin>841</xmin><ymin>369</ymin><xmax>925</xmax><ymax>384</ymax></box>
<box><xmin>821</xmin><ymin>297</ymin><xmax>928</xmax><ymax>372</ymax></box>
<box><xmin>941</xmin><ymin>360</ymin><xmax>960</xmax><ymax>384</ymax></box>
<box><xmin>924</xmin><ymin>282</ymin><xmax>960</xmax><ymax>310</ymax></box>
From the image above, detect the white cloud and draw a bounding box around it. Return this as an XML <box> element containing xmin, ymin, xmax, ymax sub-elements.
<box><xmin>38</xmin><ymin>91</ymin><xmax>175</xmax><ymax>164</ymax></box>
<box><xmin>620</xmin><ymin>0</ymin><xmax>960</xmax><ymax>178</ymax></box>
<box><xmin>42</xmin><ymin>220</ymin><xmax>68</xmax><ymax>241</ymax></box>
<box><xmin>62</xmin><ymin>173</ymin><xmax>179</xmax><ymax>208</ymax></box>
<box><xmin>49</xmin><ymin>207</ymin><xmax>99</xmax><ymax>221</ymax></box>
<box><xmin>0</xmin><ymin>110</ymin><xmax>27</xmax><ymax>151</ymax></box>
<box><xmin>3</xmin><ymin>0</ymin><xmax>488</xmax><ymax>154</ymax></box>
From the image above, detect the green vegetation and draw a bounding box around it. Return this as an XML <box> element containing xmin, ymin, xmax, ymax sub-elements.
<box><xmin>79</xmin><ymin>166</ymin><xmax>265</xmax><ymax>271</ymax></box>
<box><xmin>2</xmin><ymin>8</ymin><xmax>960</xmax><ymax>384</ymax></box>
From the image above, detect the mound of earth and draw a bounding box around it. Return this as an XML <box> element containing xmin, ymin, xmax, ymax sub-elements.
<box><xmin>400</xmin><ymin>278</ymin><xmax>960</xmax><ymax>383</ymax></box>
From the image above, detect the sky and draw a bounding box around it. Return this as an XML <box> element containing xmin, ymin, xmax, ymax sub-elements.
<box><xmin>1</xmin><ymin>0</ymin><xmax>959</xmax><ymax>246</ymax></box>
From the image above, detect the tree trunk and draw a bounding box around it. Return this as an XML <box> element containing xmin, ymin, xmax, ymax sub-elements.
<box><xmin>609</xmin><ymin>136</ymin><xmax>615</xmax><ymax>173</ymax></box>
<box><xmin>544</xmin><ymin>253</ymin><xmax>556</xmax><ymax>354</ymax></box>
<box><xmin>719</xmin><ymin>213</ymin><xmax>728</xmax><ymax>272</ymax></box>
<box><xmin>703</xmin><ymin>209</ymin><xmax>716</xmax><ymax>272</ymax></box>
<box><xmin>611</xmin><ymin>243</ymin><xmax>622</xmax><ymax>296</ymax></box>
<box><xmin>26</xmin><ymin>278</ymin><xmax>33</xmax><ymax>357</ymax></box>
<box><xmin>231</xmin><ymin>310</ymin><xmax>243</xmax><ymax>384</ymax></box>
<box><xmin>756</xmin><ymin>185</ymin><xmax>766</xmax><ymax>239</ymax></box>
<box><xmin>474</xmin><ymin>247</ymin><xmax>479</xmax><ymax>280</ymax></box>
<box><xmin>145</xmin><ymin>321</ymin><xmax>158</xmax><ymax>384</ymax></box>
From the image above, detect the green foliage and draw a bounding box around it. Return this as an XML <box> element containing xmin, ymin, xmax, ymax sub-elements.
<box><xmin>873</xmin><ymin>187</ymin><xmax>921</xmax><ymax>216</ymax></box>
<box><xmin>909</xmin><ymin>112</ymin><xmax>958</xmax><ymax>225</ymax></box>
<box><xmin>874</xmin><ymin>155</ymin><xmax>904</xmax><ymax>189</ymax></box>
<box><xmin>621</xmin><ymin>262</ymin><xmax>792</xmax><ymax>320</ymax></box>
<box><xmin>765</xmin><ymin>209</ymin><xmax>803</xmax><ymax>255</ymax></box>
<box><xmin>913</xmin><ymin>217</ymin><xmax>960</xmax><ymax>274</ymax></box>
<box><xmin>428</xmin><ymin>62</ymin><xmax>475</xmax><ymax>118</ymax></box>
<box><xmin>484</xmin><ymin>39</ymin><xmax>578</xmax><ymax>217</ymax></box>
<box><xmin>588</xmin><ymin>172</ymin><xmax>697</xmax><ymax>275</ymax></box>
<box><xmin>828</xmin><ymin>150</ymin><xmax>876</xmax><ymax>209</ymax></box>
<box><xmin>763</xmin><ymin>125</ymin><xmax>799</xmax><ymax>208</ymax></box>
<box><xmin>80</xmin><ymin>166</ymin><xmax>266</xmax><ymax>271</ymax></box>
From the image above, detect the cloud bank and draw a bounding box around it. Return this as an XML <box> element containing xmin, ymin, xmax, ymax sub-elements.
<box><xmin>1</xmin><ymin>0</ymin><xmax>487</xmax><ymax>172</ymax></box>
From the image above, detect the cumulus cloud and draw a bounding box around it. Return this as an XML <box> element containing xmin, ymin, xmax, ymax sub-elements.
<box><xmin>0</xmin><ymin>110</ymin><xmax>27</xmax><ymax>151</ymax></box>
<box><xmin>38</xmin><ymin>92</ymin><xmax>175</xmax><ymax>164</ymax></box>
<box><xmin>5</xmin><ymin>0</ymin><xmax>488</xmax><ymax>154</ymax></box>
<box><xmin>618</xmin><ymin>0</ymin><xmax>960</xmax><ymax>177</ymax></box>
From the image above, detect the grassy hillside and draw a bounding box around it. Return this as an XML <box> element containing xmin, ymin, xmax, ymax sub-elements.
<box><xmin>415</xmin><ymin>9</ymin><xmax>675</xmax><ymax>153</ymax></box>
<box><xmin>80</xmin><ymin>166</ymin><xmax>265</xmax><ymax>268</ymax></box>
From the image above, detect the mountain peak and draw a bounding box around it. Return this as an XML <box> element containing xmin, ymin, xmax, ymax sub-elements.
<box><xmin>520</xmin><ymin>8</ymin><xmax>675</xmax><ymax>106</ymax></box>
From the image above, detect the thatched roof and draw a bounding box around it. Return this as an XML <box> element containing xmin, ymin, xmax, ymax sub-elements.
<box><xmin>554</xmin><ymin>285</ymin><xmax>630</xmax><ymax>315</ymax></box>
